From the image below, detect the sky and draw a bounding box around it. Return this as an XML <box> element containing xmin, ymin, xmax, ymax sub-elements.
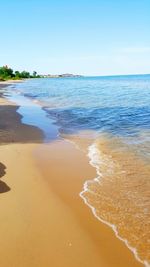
<box><xmin>0</xmin><ymin>0</ymin><xmax>150</xmax><ymax>75</ymax></box>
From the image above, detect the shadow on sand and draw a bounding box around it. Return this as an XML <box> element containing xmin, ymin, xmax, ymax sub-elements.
<box><xmin>0</xmin><ymin>162</ymin><xmax>10</xmax><ymax>193</ymax></box>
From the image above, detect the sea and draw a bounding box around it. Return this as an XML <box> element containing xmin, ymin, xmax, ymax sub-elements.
<box><xmin>6</xmin><ymin>75</ymin><xmax>150</xmax><ymax>266</ymax></box>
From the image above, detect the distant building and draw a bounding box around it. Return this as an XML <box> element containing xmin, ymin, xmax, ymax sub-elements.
<box><xmin>40</xmin><ymin>73</ymin><xmax>83</xmax><ymax>78</ymax></box>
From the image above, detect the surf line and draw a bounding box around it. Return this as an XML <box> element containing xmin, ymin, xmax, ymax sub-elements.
<box><xmin>80</xmin><ymin>142</ymin><xmax>149</xmax><ymax>267</ymax></box>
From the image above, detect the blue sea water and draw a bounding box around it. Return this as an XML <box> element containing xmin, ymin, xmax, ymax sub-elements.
<box><xmin>10</xmin><ymin>75</ymin><xmax>150</xmax><ymax>139</ymax></box>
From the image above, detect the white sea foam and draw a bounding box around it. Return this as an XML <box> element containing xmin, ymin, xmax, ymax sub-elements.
<box><xmin>80</xmin><ymin>142</ymin><xmax>150</xmax><ymax>267</ymax></box>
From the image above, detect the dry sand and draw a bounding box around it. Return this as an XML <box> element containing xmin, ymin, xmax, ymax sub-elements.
<box><xmin>0</xmin><ymin>89</ymin><xmax>144</xmax><ymax>267</ymax></box>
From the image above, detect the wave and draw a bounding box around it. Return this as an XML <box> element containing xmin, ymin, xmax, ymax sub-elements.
<box><xmin>80</xmin><ymin>136</ymin><xmax>150</xmax><ymax>267</ymax></box>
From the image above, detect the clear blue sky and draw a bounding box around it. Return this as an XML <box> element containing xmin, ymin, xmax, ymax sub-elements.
<box><xmin>1</xmin><ymin>0</ymin><xmax>150</xmax><ymax>75</ymax></box>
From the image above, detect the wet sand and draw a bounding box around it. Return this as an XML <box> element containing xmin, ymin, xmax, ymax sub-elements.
<box><xmin>0</xmin><ymin>86</ymin><xmax>144</xmax><ymax>267</ymax></box>
<box><xmin>35</xmin><ymin>140</ymin><xmax>144</xmax><ymax>267</ymax></box>
<box><xmin>81</xmin><ymin>136</ymin><xmax>150</xmax><ymax>266</ymax></box>
<box><xmin>0</xmin><ymin>85</ymin><xmax>44</xmax><ymax>144</ymax></box>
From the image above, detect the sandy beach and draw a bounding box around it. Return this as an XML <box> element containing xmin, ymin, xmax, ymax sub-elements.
<box><xmin>0</xmin><ymin>83</ymin><xmax>144</xmax><ymax>267</ymax></box>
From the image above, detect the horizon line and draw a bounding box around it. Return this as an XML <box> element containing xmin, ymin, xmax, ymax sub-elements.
<box><xmin>41</xmin><ymin>73</ymin><xmax>150</xmax><ymax>78</ymax></box>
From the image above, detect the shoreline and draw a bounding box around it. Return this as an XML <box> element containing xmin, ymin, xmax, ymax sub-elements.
<box><xmin>0</xmin><ymin>83</ymin><xmax>144</xmax><ymax>267</ymax></box>
<box><xmin>80</xmin><ymin>143</ymin><xmax>148</xmax><ymax>267</ymax></box>
<box><xmin>0</xmin><ymin>81</ymin><xmax>44</xmax><ymax>144</ymax></box>
<box><xmin>35</xmin><ymin>140</ymin><xmax>143</xmax><ymax>267</ymax></box>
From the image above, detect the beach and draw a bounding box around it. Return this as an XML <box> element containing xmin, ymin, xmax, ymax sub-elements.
<box><xmin>1</xmin><ymin>0</ymin><xmax>150</xmax><ymax>265</ymax></box>
<box><xmin>0</xmin><ymin>81</ymin><xmax>145</xmax><ymax>267</ymax></box>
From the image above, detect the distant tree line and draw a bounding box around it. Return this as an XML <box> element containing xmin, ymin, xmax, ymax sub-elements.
<box><xmin>0</xmin><ymin>65</ymin><xmax>41</xmax><ymax>81</ymax></box>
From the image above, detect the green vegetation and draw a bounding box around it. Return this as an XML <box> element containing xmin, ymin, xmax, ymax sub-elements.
<box><xmin>0</xmin><ymin>65</ymin><xmax>41</xmax><ymax>81</ymax></box>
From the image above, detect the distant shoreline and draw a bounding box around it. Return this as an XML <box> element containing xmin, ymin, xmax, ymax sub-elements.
<box><xmin>40</xmin><ymin>73</ymin><xmax>150</xmax><ymax>78</ymax></box>
<box><xmin>1</xmin><ymin>73</ymin><xmax>150</xmax><ymax>82</ymax></box>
